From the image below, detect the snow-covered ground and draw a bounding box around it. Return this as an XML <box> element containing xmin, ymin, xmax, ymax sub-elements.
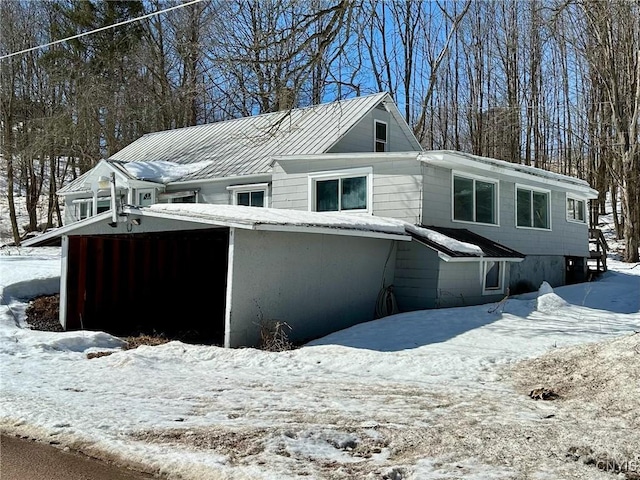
<box><xmin>1</xmin><ymin>189</ymin><xmax>639</xmax><ymax>479</ymax></box>
<box><xmin>1</xmin><ymin>244</ymin><xmax>639</xmax><ymax>479</ymax></box>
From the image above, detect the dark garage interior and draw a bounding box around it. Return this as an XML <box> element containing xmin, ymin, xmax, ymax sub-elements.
<box><xmin>64</xmin><ymin>228</ymin><xmax>229</xmax><ymax>345</ymax></box>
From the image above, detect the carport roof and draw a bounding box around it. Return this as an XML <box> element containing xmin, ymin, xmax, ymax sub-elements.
<box><xmin>21</xmin><ymin>205</ymin><xmax>413</xmax><ymax>246</ymax></box>
<box><xmin>142</xmin><ymin>204</ymin><xmax>411</xmax><ymax>239</ymax></box>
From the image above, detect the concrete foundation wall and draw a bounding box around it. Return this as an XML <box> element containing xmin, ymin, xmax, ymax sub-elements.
<box><xmin>437</xmin><ymin>262</ymin><xmax>506</xmax><ymax>308</ymax></box>
<box><xmin>226</xmin><ymin>229</ymin><xmax>397</xmax><ymax>347</ymax></box>
<box><xmin>509</xmin><ymin>255</ymin><xmax>566</xmax><ymax>291</ymax></box>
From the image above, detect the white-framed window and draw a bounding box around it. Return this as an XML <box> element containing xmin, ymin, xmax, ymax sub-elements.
<box><xmin>171</xmin><ymin>194</ymin><xmax>196</xmax><ymax>204</ymax></box>
<box><xmin>158</xmin><ymin>190</ymin><xmax>198</xmax><ymax>204</ymax></box>
<box><xmin>374</xmin><ymin>120</ymin><xmax>388</xmax><ymax>152</ymax></box>
<box><xmin>516</xmin><ymin>185</ymin><xmax>551</xmax><ymax>229</ymax></box>
<box><xmin>567</xmin><ymin>195</ymin><xmax>586</xmax><ymax>223</ymax></box>
<box><xmin>137</xmin><ymin>189</ymin><xmax>154</xmax><ymax>207</ymax></box>
<box><xmin>96</xmin><ymin>199</ymin><xmax>111</xmax><ymax>214</ymax></box>
<box><xmin>73</xmin><ymin>197</ymin><xmax>110</xmax><ymax>220</ymax></box>
<box><xmin>77</xmin><ymin>201</ymin><xmax>92</xmax><ymax>220</ymax></box>
<box><xmin>309</xmin><ymin>167</ymin><xmax>372</xmax><ymax>213</ymax></box>
<box><xmin>452</xmin><ymin>172</ymin><xmax>499</xmax><ymax>225</ymax></box>
<box><xmin>482</xmin><ymin>260</ymin><xmax>505</xmax><ymax>295</ymax></box>
<box><xmin>227</xmin><ymin>183</ymin><xmax>269</xmax><ymax>207</ymax></box>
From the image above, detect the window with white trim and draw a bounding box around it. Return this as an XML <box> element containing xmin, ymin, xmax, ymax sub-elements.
<box><xmin>137</xmin><ymin>189</ymin><xmax>154</xmax><ymax>207</ymax></box>
<box><xmin>227</xmin><ymin>183</ymin><xmax>269</xmax><ymax>207</ymax></box>
<box><xmin>516</xmin><ymin>185</ymin><xmax>550</xmax><ymax>229</ymax></box>
<box><xmin>482</xmin><ymin>260</ymin><xmax>505</xmax><ymax>294</ymax></box>
<box><xmin>374</xmin><ymin>120</ymin><xmax>388</xmax><ymax>152</ymax></box>
<box><xmin>77</xmin><ymin>201</ymin><xmax>92</xmax><ymax>220</ymax></box>
<box><xmin>74</xmin><ymin>197</ymin><xmax>110</xmax><ymax>220</ymax></box>
<box><xmin>452</xmin><ymin>173</ymin><xmax>498</xmax><ymax>225</ymax></box>
<box><xmin>96</xmin><ymin>199</ymin><xmax>110</xmax><ymax>214</ymax></box>
<box><xmin>309</xmin><ymin>168</ymin><xmax>372</xmax><ymax>213</ymax></box>
<box><xmin>567</xmin><ymin>196</ymin><xmax>586</xmax><ymax>223</ymax></box>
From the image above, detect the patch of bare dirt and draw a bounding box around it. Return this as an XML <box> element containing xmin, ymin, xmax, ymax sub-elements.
<box><xmin>25</xmin><ymin>294</ymin><xmax>63</xmax><ymax>332</ymax></box>
<box><xmin>509</xmin><ymin>332</ymin><xmax>640</xmax><ymax>426</ymax></box>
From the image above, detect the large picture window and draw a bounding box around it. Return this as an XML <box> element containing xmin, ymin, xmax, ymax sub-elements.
<box><xmin>310</xmin><ymin>168</ymin><xmax>372</xmax><ymax>213</ymax></box>
<box><xmin>567</xmin><ymin>196</ymin><xmax>586</xmax><ymax>223</ymax></box>
<box><xmin>453</xmin><ymin>174</ymin><xmax>498</xmax><ymax>225</ymax></box>
<box><xmin>516</xmin><ymin>186</ymin><xmax>550</xmax><ymax>229</ymax></box>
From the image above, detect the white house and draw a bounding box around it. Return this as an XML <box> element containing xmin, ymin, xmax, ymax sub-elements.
<box><xmin>25</xmin><ymin>92</ymin><xmax>599</xmax><ymax>347</ymax></box>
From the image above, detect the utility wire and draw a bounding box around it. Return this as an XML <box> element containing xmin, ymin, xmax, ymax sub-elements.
<box><xmin>0</xmin><ymin>0</ymin><xmax>204</xmax><ymax>61</ymax></box>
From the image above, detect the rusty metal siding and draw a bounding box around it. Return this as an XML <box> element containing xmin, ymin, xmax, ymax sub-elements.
<box><xmin>64</xmin><ymin>229</ymin><xmax>229</xmax><ymax>344</ymax></box>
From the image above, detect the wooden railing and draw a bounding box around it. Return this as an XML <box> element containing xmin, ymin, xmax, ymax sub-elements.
<box><xmin>588</xmin><ymin>228</ymin><xmax>608</xmax><ymax>274</ymax></box>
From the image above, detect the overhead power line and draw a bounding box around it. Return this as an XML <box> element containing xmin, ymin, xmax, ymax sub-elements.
<box><xmin>0</xmin><ymin>0</ymin><xmax>204</xmax><ymax>61</ymax></box>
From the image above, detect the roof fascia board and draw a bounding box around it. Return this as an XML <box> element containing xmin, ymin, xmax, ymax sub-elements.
<box><xmin>168</xmin><ymin>173</ymin><xmax>271</xmax><ymax>187</ymax></box>
<box><xmin>128</xmin><ymin>206</ymin><xmax>408</xmax><ymax>240</ymax></box>
<box><xmin>128</xmin><ymin>209</ymin><xmax>256</xmax><ymax>230</ymax></box>
<box><xmin>271</xmin><ymin>151</ymin><xmax>421</xmax><ymax>165</ymax></box>
<box><xmin>20</xmin><ymin>211</ymin><xmax>115</xmax><ymax>246</ymax></box>
<box><xmin>421</xmin><ymin>151</ymin><xmax>598</xmax><ymax>198</ymax></box>
<box><xmin>254</xmin><ymin>223</ymin><xmax>410</xmax><ymax>240</ymax></box>
<box><xmin>439</xmin><ymin>255</ymin><xmax>525</xmax><ymax>263</ymax></box>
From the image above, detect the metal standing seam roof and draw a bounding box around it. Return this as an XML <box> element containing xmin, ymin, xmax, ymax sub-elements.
<box><xmin>411</xmin><ymin>225</ymin><xmax>526</xmax><ymax>259</ymax></box>
<box><xmin>107</xmin><ymin>92</ymin><xmax>393</xmax><ymax>182</ymax></box>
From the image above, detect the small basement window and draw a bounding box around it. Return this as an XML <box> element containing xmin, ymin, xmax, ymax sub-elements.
<box><xmin>482</xmin><ymin>260</ymin><xmax>505</xmax><ymax>295</ymax></box>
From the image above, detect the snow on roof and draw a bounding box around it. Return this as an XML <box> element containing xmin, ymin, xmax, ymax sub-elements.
<box><xmin>122</xmin><ymin>160</ymin><xmax>213</xmax><ymax>184</ymax></box>
<box><xmin>145</xmin><ymin>204</ymin><xmax>409</xmax><ymax>237</ymax></box>
<box><xmin>406</xmin><ymin>224</ymin><xmax>484</xmax><ymax>255</ymax></box>
<box><xmin>421</xmin><ymin>150</ymin><xmax>599</xmax><ymax>196</ymax></box>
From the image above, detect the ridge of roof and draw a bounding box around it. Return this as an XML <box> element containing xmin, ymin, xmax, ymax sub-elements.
<box><xmin>132</xmin><ymin>92</ymin><xmax>390</xmax><ymax>140</ymax></box>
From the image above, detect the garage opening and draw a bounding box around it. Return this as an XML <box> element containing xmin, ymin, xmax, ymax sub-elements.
<box><xmin>64</xmin><ymin>228</ymin><xmax>229</xmax><ymax>345</ymax></box>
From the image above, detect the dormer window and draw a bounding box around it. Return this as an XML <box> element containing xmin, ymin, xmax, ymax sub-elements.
<box><xmin>374</xmin><ymin>120</ymin><xmax>388</xmax><ymax>152</ymax></box>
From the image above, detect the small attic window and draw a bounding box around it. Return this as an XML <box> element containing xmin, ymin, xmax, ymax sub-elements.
<box><xmin>375</xmin><ymin>120</ymin><xmax>388</xmax><ymax>152</ymax></box>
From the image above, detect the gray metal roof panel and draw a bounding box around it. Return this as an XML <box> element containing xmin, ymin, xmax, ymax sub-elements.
<box><xmin>109</xmin><ymin>92</ymin><xmax>390</xmax><ymax>182</ymax></box>
<box><xmin>414</xmin><ymin>225</ymin><xmax>526</xmax><ymax>259</ymax></box>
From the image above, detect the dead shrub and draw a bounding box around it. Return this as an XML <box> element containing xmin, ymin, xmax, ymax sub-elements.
<box><xmin>25</xmin><ymin>294</ymin><xmax>63</xmax><ymax>332</ymax></box>
<box><xmin>123</xmin><ymin>334</ymin><xmax>170</xmax><ymax>350</ymax></box>
<box><xmin>258</xmin><ymin>320</ymin><xmax>294</xmax><ymax>352</ymax></box>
